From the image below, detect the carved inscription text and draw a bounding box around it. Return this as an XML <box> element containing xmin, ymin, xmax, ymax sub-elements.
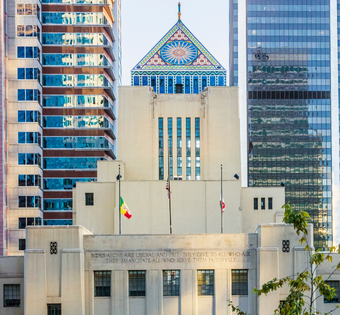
<box><xmin>90</xmin><ymin>251</ymin><xmax>251</xmax><ymax>264</ymax></box>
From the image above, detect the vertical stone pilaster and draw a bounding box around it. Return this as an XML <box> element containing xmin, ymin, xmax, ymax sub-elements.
<box><xmin>61</xmin><ymin>249</ymin><xmax>85</xmax><ymax>315</ymax></box>
<box><xmin>25</xmin><ymin>249</ymin><xmax>47</xmax><ymax>315</ymax></box>
<box><xmin>112</xmin><ymin>270</ymin><xmax>129</xmax><ymax>315</ymax></box>
<box><xmin>146</xmin><ymin>270</ymin><xmax>162</xmax><ymax>315</ymax></box>
<box><xmin>215</xmin><ymin>269</ymin><xmax>228</xmax><ymax>315</ymax></box>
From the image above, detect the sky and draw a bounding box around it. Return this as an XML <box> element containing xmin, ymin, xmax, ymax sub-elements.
<box><xmin>121</xmin><ymin>0</ymin><xmax>230</xmax><ymax>85</ymax></box>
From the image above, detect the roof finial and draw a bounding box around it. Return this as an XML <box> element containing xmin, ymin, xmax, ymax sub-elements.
<box><xmin>178</xmin><ymin>2</ymin><xmax>181</xmax><ymax>20</ymax></box>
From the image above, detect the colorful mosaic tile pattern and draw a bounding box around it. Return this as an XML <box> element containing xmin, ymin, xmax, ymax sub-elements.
<box><xmin>132</xmin><ymin>21</ymin><xmax>225</xmax><ymax>71</ymax></box>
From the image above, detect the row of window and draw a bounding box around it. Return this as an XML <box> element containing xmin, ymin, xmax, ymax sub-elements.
<box><xmin>42</xmin><ymin>54</ymin><xmax>111</xmax><ymax>67</ymax></box>
<box><xmin>133</xmin><ymin>75</ymin><xmax>225</xmax><ymax>94</ymax></box>
<box><xmin>17</xmin><ymin>68</ymin><xmax>39</xmax><ymax>80</ymax></box>
<box><xmin>43</xmin><ymin>157</ymin><xmax>106</xmax><ymax>170</ymax></box>
<box><xmin>254</xmin><ymin>198</ymin><xmax>273</xmax><ymax>210</ymax></box>
<box><xmin>248</xmin><ymin>29</ymin><xmax>330</xmax><ymax>36</ymax></box>
<box><xmin>18</xmin><ymin>196</ymin><xmax>41</xmax><ymax>209</ymax></box>
<box><xmin>18</xmin><ymin>217</ymin><xmax>42</xmax><ymax>229</ymax></box>
<box><xmin>44</xmin><ymin>178</ymin><xmax>95</xmax><ymax>190</ymax></box>
<box><xmin>18</xmin><ymin>132</ymin><xmax>41</xmax><ymax>145</ymax></box>
<box><xmin>18</xmin><ymin>111</ymin><xmax>41</xmax><ymax>123</ymax></box>
<box><xmin>42</xmin><ymin>12</ymin><xmax>107</xmax><ymax>25</ymax></box>
<box><xmin>248</xmin><ymin>90</ymin><xmax>331</xmax><ymax>100</ymax></box>
<box><xmin>43</xmin><ymin>95</ymin><xmax>112</xmax><ymax>108</ymax></box>
<box><xmin>17</xmin><ymin>89</ymin><xmax>40</xmax><ymax>102</ymax></box>
<box><xmin>17</xmin><ymin>46</ymin><xmax>39</xmax><ymax>59</ymax></box>
<box><xmin>94</xmin><ymin>270</ymin><xmax>248</xmax><ymax>297</ymax></box>
<box><xmin>247</xmin><ymin>4</ymin><xmax>329</xmax><ymax>12</ymax></box>
<box><xmin>42</xmin><ymin>33</ymin><xmax>110</xmax><ymax>46</ymax></box>
<box><xmin>17</xmin><ymin>4</ymin><xmax>40</xmax><ymax>16</ymax></box>
<box><xmin>3</xmin><ymin>280</ymin><xmax>338</xmax><ymax>309</ymax></box>
<box><xmin>43</xmin><ymin>116</ymin><xmax>108</xmax><ymax>128</ymax></box>
<box><xmin>18</xmin><ymin>174</ymin><xmax>41</xmax><ymax>187</ymax></box>
<box><xmin>159</xmin><ymin>117</ymin><xmax>200</xmax><ymax>180</ymax></box>
<box><xmin>42</xmin><ymin>0</ymin><xmax>106</xmax><ymax>3</ymax></box>
<box><xmin>42</xmin><ymin>74</ymin><xmax>111</xmax><ymax>87</ymax></box>
<box><xmin>44</xmin><ymin>199</ymin><xmax>72</xmax><ymax>211</ymax></box>
<box><xmin>247</xmin><ymin>17</ymin><xmax>330</xmax><ymax>24</ymax></box>
<box><xmin>17</xmin><ymin>25</ymin><xmax>40</xmax><ymax>37</ymax></box>
<box><xmin>18</xmin><ymin>153</ymin><xmax>41</xmax><ymax>166</ymax></box>
<box><xmin>43</xmin><ymin>137</ymin><xmax>114</xmax><ymax>150</ymax></box>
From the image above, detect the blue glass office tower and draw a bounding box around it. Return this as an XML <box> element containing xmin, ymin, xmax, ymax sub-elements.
<box><xmin>230</xmin><ymin>0</ymin><xmax>339</xmax><ymax>249</ymax></box>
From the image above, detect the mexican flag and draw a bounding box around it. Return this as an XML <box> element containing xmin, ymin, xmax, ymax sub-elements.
<box><xmin>120</xmin><ymin>197</ymin><xmax>132</xmax><ymax>219</ymax></box>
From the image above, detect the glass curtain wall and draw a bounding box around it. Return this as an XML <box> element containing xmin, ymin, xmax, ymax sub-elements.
<box><xmin>246</xmin><ymin>0</ymin><xmax>332</xmax><ymax>249</ymax></box>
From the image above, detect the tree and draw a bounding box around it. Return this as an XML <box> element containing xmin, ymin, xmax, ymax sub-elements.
<box><xmin>228</xmin><ymin>204</ymin><xmax>340</xmax><ymax>315</ymax></box>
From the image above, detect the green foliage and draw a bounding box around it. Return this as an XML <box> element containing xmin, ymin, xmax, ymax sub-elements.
<box><xmin>227</xmin><ymin>301</ymin><xmax>247</xmax><ymax>315</ymax></box>
<box><xmin>229</xmin><ymin>204</ymin><xmax>340</xmax><ymax>315</ymax></box>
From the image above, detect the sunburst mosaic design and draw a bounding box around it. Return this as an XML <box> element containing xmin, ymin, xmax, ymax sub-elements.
<box><xmin>160</xmin><ymin>41</ymin><xmax>198</xmax><ymax>65</ymax></box>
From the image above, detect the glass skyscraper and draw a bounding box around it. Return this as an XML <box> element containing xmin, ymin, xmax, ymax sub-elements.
<box><xmin>230</xmin><ymin>0</ymin><xmax>339</xmax><ymax>249</ymax></box>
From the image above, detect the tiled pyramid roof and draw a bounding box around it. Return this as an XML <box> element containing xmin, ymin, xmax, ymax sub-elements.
<box><xmin>132</xmin><ymin>20</ymin><xmax>225</xmax><ymax>72</ymax></box>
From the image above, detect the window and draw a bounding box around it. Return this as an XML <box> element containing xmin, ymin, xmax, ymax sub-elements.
<box><xmin>17</xmin><ymin>25</ymin><xmax>39</xmax><ymax>37</ymax></box>
<box><xmin>17</xmin><ymin>4</ymin><xmax>38</xmax><ymax>15</ymax></box>
<box><xmin>94</xmin><ymin>271</ymin><xmax>111</xmax><ymax>297</ymax></box>
<box><xmin>232</xmin><ymin>270</ymin><xmax>248</xmax><ymax>295</ymax></box>
<box><xmin>18</xmin><ymin>153</ymin><xmax>41</xmax><ymax>166</ymax></box>
<box><xmin>17</xmin><ymin>46</ymin><xmax>38</xmax><ymax>59</ymax></box>
<box><xmin>195</xmin><ymin>118</ymin><xmax>200</xmax><ymax>180</ymax></box>
<box><xmin>268</xmin><ymin>198</ymin><xmax>273</xmax><ymax>210</ymax></box>
<box><xmin>163</xmin><ymin>270</ymin><xmax>180</xmax><ymax>296</ymax></box>
<box><xmin>17</xmin><ymin>89</ymin><xmax>39</xmax><ymax>101</ymax></box>
<box><xmin>279</xmin><ymin>301</ymin><xmax>286</xmax><ymax>314</ymax></box>
<box><xmin>197</xmin><ymin>270</ymin><xmax>214</xmax><ymax>296</ymax></box>
<box><xmin>43</xmin><ymin>220</ymin><xmax>72</xmax><ymax>226</ymax></box>
<box><xmin>18</xmin><ymin>217</ymin><xmax>26</xmax><ymax>229</ymax></box>
<box><xmin>18</xmin><ymin>196</ymin><xmax>41</xmax><ymax>209</ymax></box>
<box><xmin>129</xmin><ymin>271</ymin><xmax>146</xmax><ymax>296</ymax></box>
<box><xmin>18</xmin><ymin>132</ymin><xmax>41</xmax><ymax>144</ymax></box>
<box><xmin>186</xmin><ymin>118</ymin><xmax>191</xmax><ymax>180</ymax></box>
<box><xmin>18</xmin><ymin>239</ymin><xmax>26</xmax><ymax>250</ymax></box>
<box><xmin>18</xmin><ymin>111</ymin><xmax>40</xmax><ymax>123</ymax></box>
<box><xmin>3</xmin><ymin>284</ymin><xmax>20</xmax><ymax>307</ymax></box>
<box><xmin>17</xmin><ymin>68</ymin><xmax>38</xmax><ymax>80</ymax></box>
<box><xmin>18</xmin><ymin>217</ymin><xmax>41</xmax><ymax>229</ymax></box>
<box><xmin>17</xmin><ymin>4</ymin><xmax>24</xmax><ymax>15</ymax></box>
<box><xmin>159</xmin><ymin>118</ymin><xmax>164</xmax><ymax>180</ymax></box>
<box><xmin>177</xmin><ymin>118</ymin><xmax>182</xmax><ymax>176</ymax></box>
<box><xmin>85</xmin><ymin>193</ymin><xmax>94</xmax><ymax>206</ymax></box>
<box><xmin>324</xmin><ymin>281</ymin><xmax>339</xmax><ymax>303</ymax></box>
<box><xmin>44</xmin><ymin>199</ymin><xmax>72</xmax><ymax>211</ymax></box>
<box><xmin>168</xmin><ymin>118</ymin><xmax>173</xmax><ymax>179</ymax></box>
<box><xmin>261</xmin><ymin>198</ymin><xmax>265</xmax><ymax>210</ymax></box>
<box><xmin>47</xmin><ymin>304</ymin><xmax>61</xmax><ymax>315</ymax></box>
<box><xmin>254</xmin><ymin>198</ymin><xmax>258</xmax><ymax>210</ymax></box>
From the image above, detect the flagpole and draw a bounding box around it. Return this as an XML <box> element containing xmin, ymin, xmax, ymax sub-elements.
<box><xmin>168</xmin><ymin>136</ymin><xmax>172</xmax><ymax>234</ymax></box>
<box><xmin>118</xmin><ymin>164</ymin><xmax>121</xmax><ymax>235</ymax></box>
<box><xmin>221</xmin><ymin>164</ymin><xmax>223</xmax><ymax>234</ymax></box>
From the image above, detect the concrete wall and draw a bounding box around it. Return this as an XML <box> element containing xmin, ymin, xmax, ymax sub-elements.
<box><xmin>0</xmin><ymin>224</ymin><xmax>340</xmax><ymax>315</ymax></box>
<box><xmin>117</xmin><ymin>86</ymin><xmax>241</xmax><ymax>181</ymax></box>
<box><xmin>74</xmin><ymin>176</ymin><xmax>285</xmax><ymax>235</ymax></box>
<box><xmin>24</xmin><ymin>226</ymin><xmax>91</xmax><ymax>315</ymax></box>
<box><xmin>74</xmin><ymin>86</ymin><xmax>285</xmax><ymax>235</ymax></box>
<box><xmin>0</xmin><ymin>256</ymin><xmax>24</xmax><ymax>315</ymax></box>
